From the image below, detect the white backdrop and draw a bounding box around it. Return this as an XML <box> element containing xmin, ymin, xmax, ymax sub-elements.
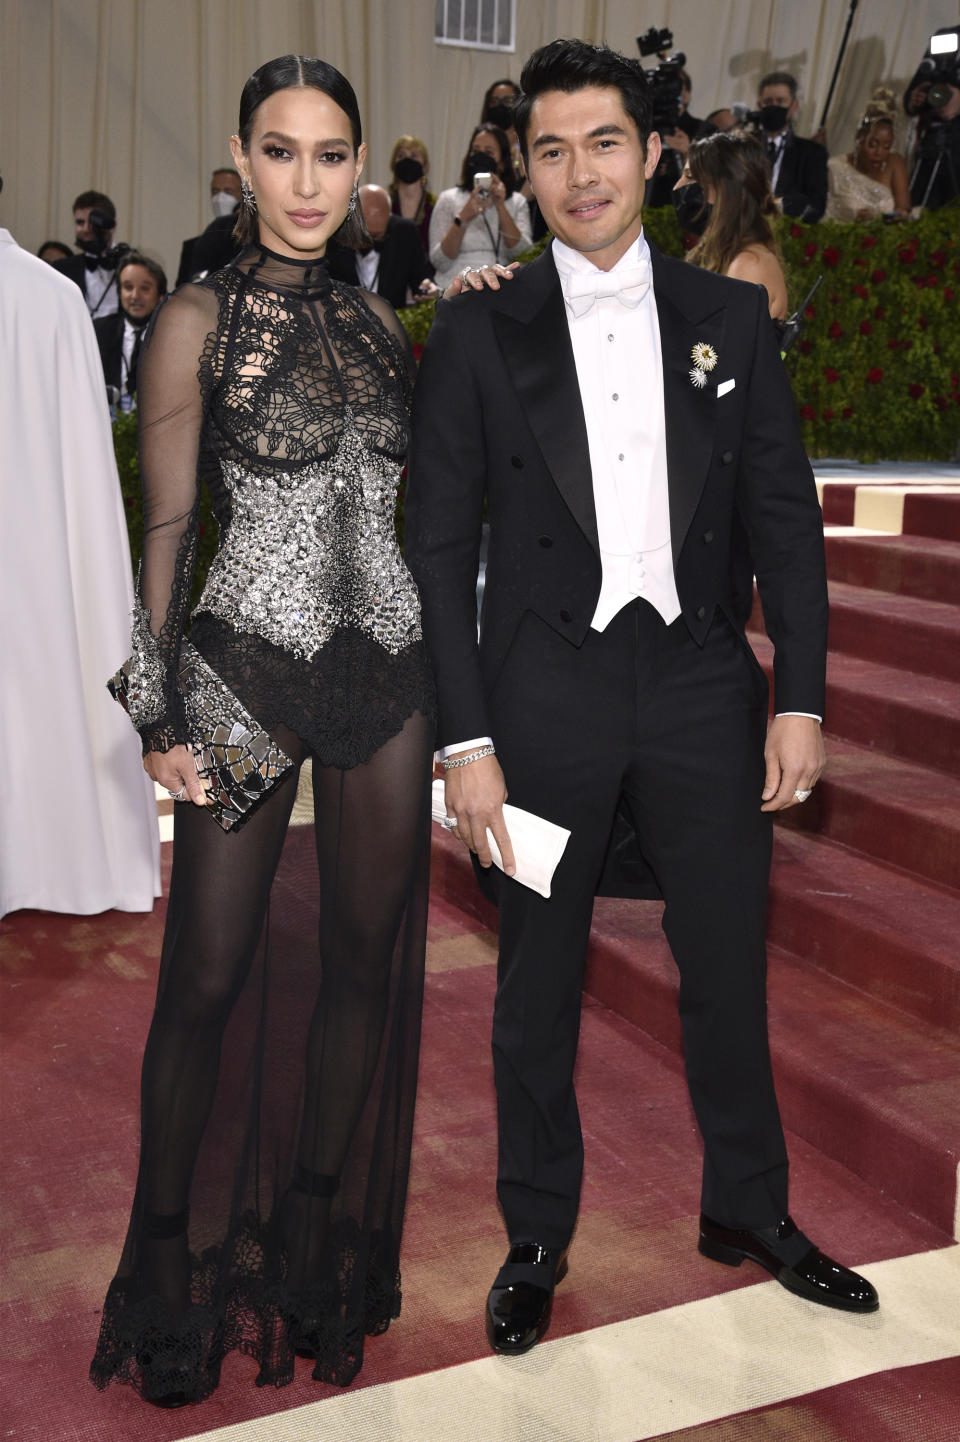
<box><xmin>0</xmin><ymin>0</ymin><xmax>954</xmax><ymax>279</ymax></box>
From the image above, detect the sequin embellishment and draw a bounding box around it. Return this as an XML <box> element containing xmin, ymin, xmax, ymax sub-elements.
<box><xmin>196</xmin><ymin>420</ymin><xmax>421</xmax><ymax>659</ymax></box>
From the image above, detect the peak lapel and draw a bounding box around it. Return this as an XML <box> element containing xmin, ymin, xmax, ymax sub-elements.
<box><xmin>651</xmin><ymin>247</ymin><xmax>725</xmax><ymax>563</ymax></box>
<box><xmin>492</xmin><ymin>249</ymin><xmax>598</xmax><ymax>555</ymax></box>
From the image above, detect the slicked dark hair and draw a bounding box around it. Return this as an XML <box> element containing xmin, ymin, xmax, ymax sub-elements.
<box><xmin>513</xmin><ymin>39</ymin><xmax>653</xmax><ymax>164</ymax></box>
<box><xmin>233</xmin><ymin>53</ymin><xmax>369</xmax><ymax>249</ymax></box>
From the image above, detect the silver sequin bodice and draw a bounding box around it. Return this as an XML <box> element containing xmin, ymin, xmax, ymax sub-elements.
<box><xmin>196</xmin><ymin>420</ymin><xmax>422</xmax><ymax>659</ymax></box>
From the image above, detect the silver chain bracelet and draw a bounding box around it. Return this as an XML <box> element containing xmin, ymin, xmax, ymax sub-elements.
<box><xmin>441</xmin><ymin>744</ymin><xmax>496</xmax><ymax>770</ymax></box>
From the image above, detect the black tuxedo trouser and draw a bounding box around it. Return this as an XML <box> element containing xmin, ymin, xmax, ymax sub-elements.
<box><xmin>487</xmin><ymin>599</ymin><xmax>789</xmax><ymax>1248</ymax></box>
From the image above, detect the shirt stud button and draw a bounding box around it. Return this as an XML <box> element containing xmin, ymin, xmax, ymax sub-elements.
<box><xmin>607</xmin><ymin>333</ymin><xmax>614</xmax><ymax>341</ymax></box>
<box><xmin>560</xmin><ymin>609</ymin><xmax>573</xmax><ymax>623</ymax></box>
<box><xmin>618</xmin><ymin>453</ymin><xmax>624</xmax><ymax>461</ymax></box>
<box><xmin>612</xmin><ymin>393</ymin><xmax>619</xmax><ymax>401</ymax></box>
<box><xmin>539</xmin><ymin>535</ymin><xmax>553</xmax><ymax>548</ymax></box>
<box><xmin>511</xmin><ymin>455</ymin><xmax>524</xmax><ymax>469</ymax></box>
<box><xmin>721</xmin><ymin>450</ymin><xmax>734</xmax><ymax>464</ymax></box>
<box><xmin>696</xmin><ymin>605</ymin><xmax>706</xmax><ymax>620</ymax></box>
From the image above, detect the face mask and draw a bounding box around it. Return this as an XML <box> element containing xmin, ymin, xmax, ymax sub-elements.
<box><xmin>672</xmin><ymin>182</ymin><xmax>711</xmax><ymax>235</ymax></box>
<box><xmin>211</xmin><ymin>190</ymin><xmax>239</xmax><ymax>218</ymax></box>
<box><xmin>467</xmin><ymin>150</ymin><xmax>496</xmax><ymax>177</ymax></box>
<box><xmin>758</xmin><ymin>103</ymin><xmax>789</xmax><ymax>133</ymax></box>
<box><xmin>393</xmin><ymin>157</ymin><xmax>424</xmax><ymax>184</ymax></box>
<box><xmin>486</xmin><ymin>102</ymin><xmax>514</xmax><ymax>130</ymax></box>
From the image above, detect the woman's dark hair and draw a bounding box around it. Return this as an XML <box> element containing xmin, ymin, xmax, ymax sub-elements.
<box><xmin>38</xmin><ymin>240</ymin><xmax>73</xmax><ymax>263</ymax></box>
<box><xmin>687</xmin><ymin>129</ymin><xmax>781</xmax><ymax>276</ymax></box>
<box><xmin>513</xmin><ymin>39</ymin><xmax>653</xmax><ymax>164</ymax></box>
<box><xmin>118</xmin><ymin>252</ymin><xmax>168</xmax><ymax>297</ymax></box>
<box><xmin>481</xmin><ymin>77</ymin><xmax>521</xmax><ymax>121</ymax></box>
<box><xmin>457</xmin><ymin>123</ymin><xmax>515</xmax><ymax>194</ymax></box>
<box><xmin>233</xmin><ymin>54</ymin><xmax>369</xmax><ymax>249</ymax></box>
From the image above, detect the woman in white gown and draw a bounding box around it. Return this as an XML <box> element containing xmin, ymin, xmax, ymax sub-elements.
<box><xmin>825</xmin><ymin>90</ymin><xmax>912</xmax><ymax>222</ymax></box>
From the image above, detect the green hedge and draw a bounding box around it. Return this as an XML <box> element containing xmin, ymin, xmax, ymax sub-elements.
<box><xmin>398</xmin><ymin>207</ymin><xmax>960</xmax><ymax>463</ymax></box>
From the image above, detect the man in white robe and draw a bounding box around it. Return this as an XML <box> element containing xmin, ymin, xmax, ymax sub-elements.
<box><xmin>0</xmin><ymin>218</ymin><xmax>161</xmax><ymax>917</ymax></box>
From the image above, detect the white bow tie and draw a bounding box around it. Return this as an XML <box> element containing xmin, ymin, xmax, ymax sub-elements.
<box><xmin>562</xmin><ymin>262</ymin><xmax>651</xmax><ymax>319</ymax></box>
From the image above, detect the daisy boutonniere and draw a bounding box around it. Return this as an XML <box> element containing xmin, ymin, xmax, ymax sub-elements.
<box><xmin>689</xmin><ymin>341</ymin><xmax>718</xmax><ymax>390</ymax></box>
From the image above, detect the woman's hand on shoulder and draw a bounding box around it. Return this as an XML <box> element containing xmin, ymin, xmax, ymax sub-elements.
<box><xmin>443</xmin><ymin>261</ymin><xmax>519</xmax><ymax>300</ymax></box>
<box><xmin>144</xmin><ymin>743</ymin><xmax>210</xmax><ymax>805</ymax></box>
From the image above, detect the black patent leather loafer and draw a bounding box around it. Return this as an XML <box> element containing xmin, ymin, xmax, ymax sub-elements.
<box><xmin>485</xmin><ymin>1242</ymin><xmax>569</xmax><ymax>1355</ymax></box>
<box><xmin>698</xmin><ymin>1214</ymin><xmax>879</xmax><ymax>1313</ymax></box>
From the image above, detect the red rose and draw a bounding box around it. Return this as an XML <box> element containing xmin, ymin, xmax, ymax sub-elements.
<box><xmin>824</xmin><ymin>366</ymin><xmax>840</xmax><ymax>383</ymax></box>
<box><xmin>842</xmin><ymin>407</ymin><xmax>854</xmax><ymax>419</ymax></box>
<box><xmin>412</xmin><ymin>342</ymin><xmax>425</xmax><ymax>362</ymax></box>
<box><xmin>853</xmin><ymin>257</ymin><xmax>867</xmax><ymax>268</ymax></box>
<box><xmin>829</xmin><ymin>292</ymin><xmax>839</xmax><ymax>304</ymax></box>
<box><xmin>860</xmin><ymin>235</ymin><xmax>877</xmax><ymax>249</ymax></box>
<box><xmin>925</xmin><ymin>274</ymin><xmax>940</xmax><ymax>287</ymax></box>
<box><xmin>874</xmin><ymin>305</ymin><xmax>885</xmax><ymax>319</ymax></box>
<box><xmin>799</xmin><ymin>339</ymin><xmax>813</xmax><ymax>355</ymax></box>
<box><xmin>870</xmin><ymin>268</ymin><xmax>886</xmax><ymax>284</ymax></box>
<box><xmin>946</xmin><ymin>288</ymin><xmax>955</xmax><ymax>301</ymax></box>
<box><xmin>799</xmin><ymin>405</ymin><xmax>816</xmax><ymax>421</ymax></box>
<box><xmin>898</xmin><ymin>246</ymin><xmax>916</xmax><ymax>264</ymax></box>
<box><xmin>804</xmin><ymin>305</ymin><xmax>816</xmax><ymax>319</ymax></box>
<box><xmin>867</xmin><ymin>368</ymin><xmax>884</xmax><ymax>384</ymax></box>
<box><xmin>901</xmin><ymin>340</ymin><xmax>913</xmax><ymax>351</ymax></box>
<box><xmin>933</xmin><ymin>344</ymin><xmax>942</xmax><ymax>355</ymax></box>
<box><xmin>859</xmin><ymin>320</ymin><xmax>872</xmax><ymax>335</ymax></box>
<box><xmin>919</xmin><ymin>316</ymin><xmax>928</xmax><ymax>330</ymax></box>
<box><xmin>930</xmin><ymin>251</ymin><xmax>946</xmax><ymax>268</ymax></box>
<box><xmin>822</xmin><ymin>246</ymin><xmax>840</xmax><ymax>267</ymax></box>
<box><xmin>851</xmin><ymin>283</ymin><xmax>869</xmax><ymax>299</ymax></box>
<box><xmin>828</xmin><ymin>320</ymin><xmax>844</xmax><ymax>338</ymax></box>
<box><xmin>908</xmin><ymin>383</ymin><xmax>925</xmax><ymax>399</ymax></box>
<box><xmin>887</xmin><ymin>339</ymin><xmax>899</xmax><ymax>350</ymax></box>
<box><xmin>934</xmin><ymin>396</ymin><xmax>948</xmax><ymax>411</ymax></box>
<box><xmin>951</xmin><ymin>373</ymin><xmax>959</xmax><ymax>391</ymax></box>
<box><xmin>790</xmin><ymin>224</ymin><xmax>803</xmax><ymax>238</ymax></box>
<box><xmin>822</xmin><ymin>407</ymin><xmax>834</xmax><ymax>421</ymax></box>
<box><xmin>804</xmin><ymin>240</ymin><xmax>817</xmax><ymax>258</ymax></box>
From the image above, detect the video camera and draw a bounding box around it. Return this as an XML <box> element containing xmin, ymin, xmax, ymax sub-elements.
<box><xmin>636</xmin><ymin>25</ymin><xmax>687</xmax><ymax>135</ymax></box>
<box><xmin>87</xmin><ymin>208</ymin><xmax>131</xmax><ymax>270</ymax></box>
<box><xmin>907</xmin><ymin>28</ymin><xmax>960</xmax><ymax>116</ymax></box>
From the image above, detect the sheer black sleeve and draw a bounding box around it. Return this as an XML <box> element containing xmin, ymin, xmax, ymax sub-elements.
<box><xmin>356</xmin><ymin>289</ymin><xmax>417</xmax><ymax>407</ymax></box>
<box><xmin>125</xmin><ymin>285</ymin><xmax>217</xmax><ymax>754</ymax></box>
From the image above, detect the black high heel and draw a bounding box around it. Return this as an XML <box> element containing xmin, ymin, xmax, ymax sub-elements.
<box><xmin>136</xmin><ymin>1208</ymin><xmax>198</xmax><ymax>1409</ymax></box>
<box><xmin>281</xmin><ymin>1167</ymin><xmax>339</xmax><ymax>1359</ymax></box>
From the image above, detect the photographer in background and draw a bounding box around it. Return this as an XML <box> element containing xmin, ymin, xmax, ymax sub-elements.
<box><xmin>428</xmin><ymin>122</ymin><xmax>531</xmax><ymax>292</ymax></box>
<box><xmin>93</xmin><ymin>253</ymin><xmax>167</xmax><ymax>403</ymax></box>
<box><xmin>54</xmin><ymin>190</ymin><xmax>129</xmax><ymax>317</ymax></box>
<box><xmin>756</xmin><ymin>72</ymin><xmax>827</xmax><ymax>221</ymax></box>
<box><xmin>905</xmin><ymin>27</ymin><xmax>960</xmax><ymax>210</ymax></box>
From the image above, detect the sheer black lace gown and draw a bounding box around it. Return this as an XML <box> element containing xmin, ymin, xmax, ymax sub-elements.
<box><xmin>90</xmin><ymin>246</ymin><xmax>436</xmax><ymax>1403</ymax></box>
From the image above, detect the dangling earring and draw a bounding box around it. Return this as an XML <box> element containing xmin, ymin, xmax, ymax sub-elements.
<box><xmin>347</xmin><ymin>183</ymin><xmax>358</xmax><ymax>216</ymax></box>
<box><xmin>241</xmin><ymin>176</ymin><xmax>257</xmax><ymax>213</ymax></box>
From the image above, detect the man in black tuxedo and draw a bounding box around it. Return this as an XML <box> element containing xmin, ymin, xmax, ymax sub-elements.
<box><xmin>176</xmin><ymin>168</ymin><xmax>244</xmax><ymax>285</ymax></box>
<box><xmin>326</xmin><ymin>184</ymin><xmax>436</xmax><ymax>309</ymax></box>
<box><xmin>757</xmin><ymin>71</ymin><xmax>827</xmax><ymax>221</ymax></box>
<box><xmin>94</xmin><ymin>253</ymin><xmax>166</xmax><ymax>399</ymax></box>
<box><xmin>55</xmin><ymin>190</ymin><xmax>126</xmax><ymax>317</ymax></box>
<box><xmin>406</xmin><ymin>39</ymin><xmax>878</xmax><ymax>1358</ymax></box>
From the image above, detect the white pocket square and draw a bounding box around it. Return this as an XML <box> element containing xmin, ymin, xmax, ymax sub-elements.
<box><xmin>716</xmin><ymin>378</ymin><xmax>736</xmax><ymax>398</ymax></box>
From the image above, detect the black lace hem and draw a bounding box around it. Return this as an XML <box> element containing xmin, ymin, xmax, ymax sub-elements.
<box><xmin>190</xmin><ymin>614</ymin><xmax>437</xmax><ymax>768</ymax></box>
<box><xmin>89</xmin><ymin>1211</ymin><xmax>402</xmax><ymax>1401</ymax></box>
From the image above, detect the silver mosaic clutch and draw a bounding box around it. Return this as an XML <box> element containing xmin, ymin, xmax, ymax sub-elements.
<box><xmin>108</xmin><ymin>641</ymin><xmax>294</xmax><ymax>832</ymax></box>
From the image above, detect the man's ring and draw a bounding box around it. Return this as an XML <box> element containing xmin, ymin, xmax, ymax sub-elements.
<box><xmin>460</xmin><ymin>266</ymin><xmax>474</xmax><ymax>281</ymax></box>
<box><xmin>168</xmin><ymin>786</ymin><xmax>187</xmax><ymax>800</ymax></box>
<box><xmin>794</xmin><ymin>788</ymin><xmax>813</xmax><ymax>803</ymax></box>
<box><xmin>441</xmin><ymin>815</ymin><xmax>458</xmax><ymax>831</ymax></box>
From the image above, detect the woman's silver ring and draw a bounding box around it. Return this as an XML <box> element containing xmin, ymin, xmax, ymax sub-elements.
<box><xmin>169</xmin><ymin>786</ymin><xmax>187</xmax><ymax>800</ymax></box>
<box><xmin>794</xmin><ymin>788</ymin><xmax>813</xmax><ymax>803</ymax></box>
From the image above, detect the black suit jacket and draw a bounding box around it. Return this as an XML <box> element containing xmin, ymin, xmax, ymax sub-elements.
<box><xmin>406</xmin><ymin>242</ymin><xmax>827</xmax><ymax>750</ymax></box>
<box><xmin>774</xmin><ymin>131</ymin><xmax>828</xmax><ymax>221</ymax></box>
<box><xmin>93</xmin><ymin>311</ymin><xmax>125</xmax><ymax>391</ymax></box>
<box><xmin>176</xmin><ymin>213</ymin><xmax>242</xmax><ymax>285</ymax></box>
<box><xmin>327</xmin><ymin>215</ymin><xmax>431</xmax><ymax>309</ymax></box>
<box><xmin>54</xmin><ymin>252</ymin><xmax>120</xmax><ymax>314</ymax></box>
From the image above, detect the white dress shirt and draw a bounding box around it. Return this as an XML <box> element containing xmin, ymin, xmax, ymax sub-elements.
<box><xmin>553</xmin><ymin>231</ymin><xmax>681</xmax><ymax>631</ymax></box>
<box><xmin>86</xmin><ymin>263</ymin><xmax>119</xmax><ymax>317</ymax></box>
<box><xmin>355</xmin><ymin>247</ymin><xmax>380</xmax><ymax>293</ymax></box>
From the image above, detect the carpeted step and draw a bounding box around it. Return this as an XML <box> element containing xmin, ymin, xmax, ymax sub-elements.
<box><xmin>816</xmin><ymin>477</ymin><xmax>938</xmax><ymax>528</ymax></box>
<box><xmin>428</xmin><ymin>830</ymin><xmax>960</xmax><ymax>1234</ymax></box>
<box><xmin>765</xmin><ymin>826</ymin><xmax>960</xmax><ymax>1033</ymax></box>
<box><xmin>825</xmin><ymin>532</ymin><xmax>960</xmax><ymax>602</ymax></box>
<box><xmin>749</xmin><ymin>633</ymin><xmax>960</xmax><ymax>777</ymax></box>
<box><xmin>773</xmin><ymin>735</ymin><xmax>960</xmax><ymax>893</ymax></box>
<box><xmin>901</xmin><ymin>489</ymin><xmax>960</xmax><ymax>543</ymax></box>
<box><xmin>750</xmin><ymin>581</ymin><xmax>959</xmax><ymax>683</ymax></box>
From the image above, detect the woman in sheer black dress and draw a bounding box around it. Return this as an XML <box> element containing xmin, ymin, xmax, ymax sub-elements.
<box><xmin>90</xmin><ymin>56</ymin><xmax>435</xmax><ymax>1407</ymax></box>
